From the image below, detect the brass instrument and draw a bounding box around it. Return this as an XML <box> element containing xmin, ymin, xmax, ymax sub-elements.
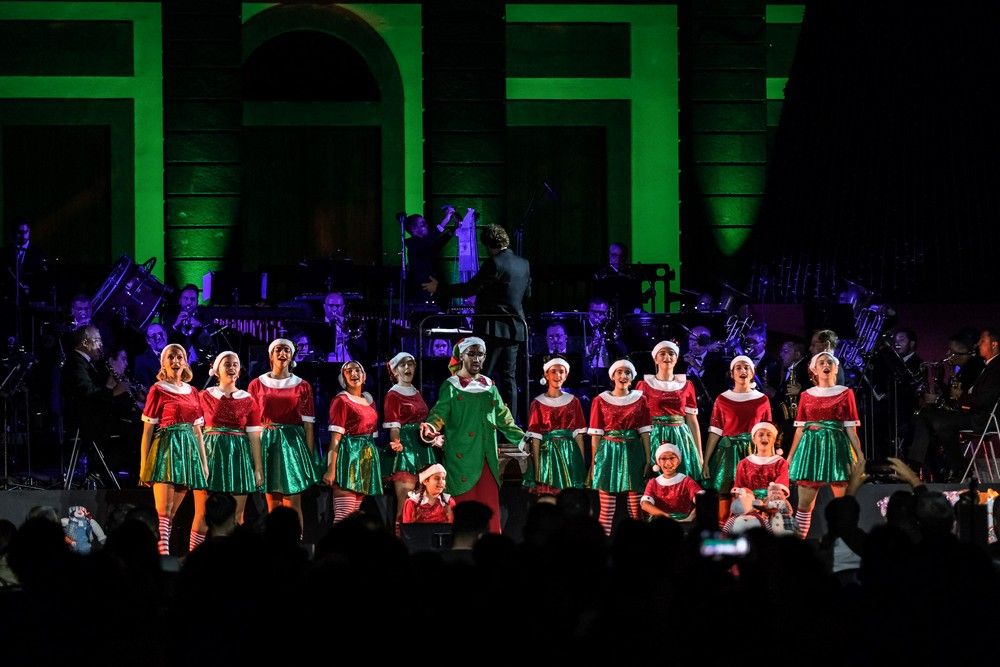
<box><xmin>177</xmin><ymin>310</ymin><xmax>198</xmax><ymax>337</ymax></box>
<box><xmin>921</xmin><ymin>353</ymin><xmax>961</xmax><ymax>410</ymax></box>
<box><xmin>586</xmin><ymin>306</ymin><xmax>620</xmax><ymax>369</ymax></box>
<box><xmin>835</xmin><ymin>304</ymin><xmax>890</xmax><ymax>373</ymax></box>
<box><xmin>723</xmin><ymin>313</ymin><xmax>754</xmax><ymax>356</ymax></box>
<box><xmin>780</xmin><ymin>363</ymin><xmax>802</xmax><ymax>420</ymax></box>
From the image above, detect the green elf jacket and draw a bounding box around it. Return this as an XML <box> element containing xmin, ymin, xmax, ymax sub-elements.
<box><xmin>424</xmin><ymin>375</ymin><xmax>525</xmax><ymax>496</ymax></box>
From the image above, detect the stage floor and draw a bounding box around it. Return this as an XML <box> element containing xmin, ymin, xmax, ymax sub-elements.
<box><xmin>1</xmin><ymin>481</ymin><xmax>994</xmax><ymax>546</ymax></box>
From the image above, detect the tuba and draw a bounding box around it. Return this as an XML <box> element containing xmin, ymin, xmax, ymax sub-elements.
<box><xmin>835</xmin><ymin>304</ymin><xmax>890</xmax><ymax>373</ymax></box>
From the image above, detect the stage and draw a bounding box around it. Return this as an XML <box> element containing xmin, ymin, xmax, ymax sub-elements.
<box><xmin>1</xmin><ymin>480</ymin><xmax>993</xmax><ymax>545</ymax></box>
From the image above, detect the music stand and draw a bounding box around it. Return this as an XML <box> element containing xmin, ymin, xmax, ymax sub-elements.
<box><xmin>399</xmin><ymin>522</ymin><xmax>453</xmax><ymax>552</ymax></box>
<box><xmin>0</xmin><ymin>349</ymin><xmax>39</xmax><ymax>490</ymax></box>
<box><xmin>63</xmin><ymin>427</ymin><xmax>120</xmax><ymax>490</ymax></box>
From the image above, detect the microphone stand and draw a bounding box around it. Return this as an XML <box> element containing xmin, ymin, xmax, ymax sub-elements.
<box><xmin>397</xmin><ymin>213</ymin><xmax>407</xmax><ymax>323</ymax></box>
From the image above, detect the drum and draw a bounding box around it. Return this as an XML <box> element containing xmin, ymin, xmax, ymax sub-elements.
<box><xmin>91</xmin><ymin>256</ymin><xmax>170</xmax><ymax>329</ymax></box>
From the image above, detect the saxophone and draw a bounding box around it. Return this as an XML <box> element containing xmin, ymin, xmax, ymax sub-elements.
<box><xmin>780</xmin><ymin>365</ymin><xmax>801</xmax><ymax>420</ymax></box>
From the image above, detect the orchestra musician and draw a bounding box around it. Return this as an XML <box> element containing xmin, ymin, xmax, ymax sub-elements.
<box><xmin>743</xmin><ymin>324</ymin><xmax>780</xmax><ymax>399</ymax></box>
<box><xmin>310</xmin><ymin>291</ymin><xmax>367</xmax><ymax>364</ymax></box>
<box><xmin>134</xmin><ymin>323</ymin><xmax>168</xmax><ymax>390</ymax></box>
<box><xmin>1</xmin><ymin>218</ymin><xmax>47</xmax><ymax>301</ymax></box>
<box><xmin>922</xmin><ymin>328</ymin><xmax>984</xmax><ymax>411</ymax></box>
<box><xmin>681</xmin><ymin>325</ymin><xmax>726</xmax><ymax>402</ymax></box>
<box><xmin>402</xmin><ymin>206</ymin><xmax>464</xmax><ymax>305</ymax></box>
<box><xmin>909</xmin><ymin>328</ymin><xmax>1000</xmax><ymax>481</ymax></box>
<box><xmin>62</xmin><ymin>326</ymin><xmax>139</xmax><ymax>485</ymax></box>
<box><xmin>773</xmin><ymin>339</ymin><xmax>809</xmax><ymax>449</ymax></box>
<box><xmin>167</xmin><ymin>284</ymin><xmax>212</xmax><ymax>366</ymax></box>
<box><xmin>583</xmin><ymin>296</ymin><xmax>627</xmax><ymax>392</ymax></box>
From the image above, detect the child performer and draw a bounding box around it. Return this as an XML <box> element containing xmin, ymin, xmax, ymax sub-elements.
<box><xmin>419</xmin><ymin>337</ymin><xmax>525</xmax><ymax>534</ymax></box>
<box><xmin>248</xmin><ymin>338</ymin><xmax>318</xmax><ymax>530</ymax></box>
<box><xmin>589</xmin><ymin>359</ymin><xmax>652</xmax><ymax>536</ymax></box>
<box><xmin>640</xmin><ymin>443</ymin><xmax>702</xmax><ymax>521</ymax></box>
<box><xmin>190</xmin><ymin>352</ymin><xmax>264</xmax><ymax>551</ymax></box>
<box><xmin>636</xmin><ymin>340</ymin><xmax>703</xmax><ymax>481</ymax></box>
<box><xmin>733</xmin><ymin>421</ymin><xmax>790</xmax><ymax>501</ymax></box>
<box><xmin>523</xmin><ymin>357</ymin><xmax>587</xmax><ymax>496</ymax></box>
<box><xmin>383</xmin><ymin>352</ymin><xmax>437</xmax><ymax>530</ymax></box>
<box><xmin>139</xmin><ymin>344</ymin><xmax>209</xmax><ymax>555</ymax></box>
<box><xmin>701</xmin><ymin>355</ymin><xmax>772</xmax><ymax>523</ymax></box>
<box><xmin>786</xmin><ymin>352</ymin><xmax>864</xmax><ymax>539</ymax></box>
<box><xmin>323</xmin><ymin>360</ymin><xmax>383</xmax><ymax>522</ymax></box>
<box><xmin>401</xmin><ymin>463</ymin><xmax>455</xmax><ymax>524</ymax></box>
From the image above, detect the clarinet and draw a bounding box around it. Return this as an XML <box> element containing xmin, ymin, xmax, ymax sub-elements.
<box><xmin>106</xmin><ymin>360</ymin><xmax>146</xmax><ymax>405</ymax></box>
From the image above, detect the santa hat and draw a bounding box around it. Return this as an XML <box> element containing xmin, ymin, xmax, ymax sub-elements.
<box><xmin>159</xmin><ymin>343</ymin><xmax>187</xmax><ymax>366</ymax></box>
<box><xmin>209</xmin><ymin>350</ymin><xmax>239</xmax><ymax>377</ymax></box>
<box><xmin>652</xmin><ymin>442</ymin><xmax>682</xmax><ymax>472</ymax></box>
<box><xmin>268</xmin><ymin>338</ymin><xmax>297</xmax><ymax>368</ymax></box>
<box><xmin>651</xmin><ymin>340</ymin><xmax>680</xmax><ymax>359</ymax></box>
<box><xmin>337</xmin><ymin>360</ymin><xmax>366</xmax><ymax>389</ymax></box>
<box><xmin>730</xmin><ymin>355</ymin><xmax>755</xmax><ymax>372</ymax></box>
<box><xmin>608</xmin><ymin>359</ymin><xmax>636</xmax><ymax>380</ymax></box>
<box><xmin>387</xmin><ymin>352</ymin><xmax>414</xmax><ymax>378</ymax></box>
<box><xmin>540</xmin><ymin>357</ymin><xmax>570</xmax><ymax>385</ymax></box>
<box><xmin>449</xmin><ymin>337</ymin><xmax>486</xmax><ymax>374</ymax></box>
<box><xmin>809</xmin><ymin>351</ymin><xmax>840</xmax><ymax>374</ymax></box>
<box><xmin>418</xmin><ymin>463</ymin><xmax>447</xmax><ymax>484</ymax></box>
<box><xmin>751</xmin><ymin>421</ymin><xmax>782</xmax><ymax>455</ymax></box>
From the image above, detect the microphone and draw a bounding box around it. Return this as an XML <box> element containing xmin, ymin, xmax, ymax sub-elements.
<box><xmin>542</xmin><ymin>181</ymin><xmax>559</xmax><ymax>201</ymax></box>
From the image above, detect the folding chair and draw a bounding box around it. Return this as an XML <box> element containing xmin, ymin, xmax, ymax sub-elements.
<box><xmin>960</xmin><ymin>400</ymin><xmax>1000</xmax><ymax>483</ymax></box>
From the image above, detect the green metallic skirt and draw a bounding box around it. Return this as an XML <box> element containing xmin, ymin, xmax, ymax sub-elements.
<box><xmin>334</xmin><ymin>433</ymin><xmax>383</xmax><ymax>496</ymax></box>
<box><xmin>204</xmin><ymin>427</ymin><xmax>258</xmax><ymax>494</ymax></box>
<box><xmin>592</xmin><ymin>429</ymin><xmax>646</xmax><ymax>493</ymax></box>
<box><xmin>789</xmin><ymin>420</ymin><xmax>857</xmax><ymax>483</ymax></box>
<box><xmin>523</xmin><ymin>429</ymin><xmax>587</xmax><ymax>491</ymax></box>
<box><xmin>141</xmin><ymin>422</ymin><xmax>208</xmax><ymax>488</ymax></box>
<box><xmin>650</xmin><ymin>416</ymin><xmax>703</xmax><ymax>483</ymax></box>
<box><xmin>706</xmin><ymin>432</ymin><xmax>753</xmax><ymax>493</ymax></box>
<box><xmin>261</xmin><ymin>423</ymin><xmax>319</xmax><ymax>495</ymax></box>
<box><xmin>387</xmin><ymin>422</ymin><xmax>439</xmax><ymax>478</ymax></box>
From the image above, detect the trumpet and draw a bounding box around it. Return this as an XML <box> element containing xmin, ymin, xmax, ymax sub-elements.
<box><xmin>178</xmin><ymin>312</ymin><xmax>195</xmax><ymax>337</ymax></box>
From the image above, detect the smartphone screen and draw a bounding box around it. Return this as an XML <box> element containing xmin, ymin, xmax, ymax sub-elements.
<box><xmin>699</xmin><ymin>533</ymin><xmax>749</xmax><ymax>558</ymax></box>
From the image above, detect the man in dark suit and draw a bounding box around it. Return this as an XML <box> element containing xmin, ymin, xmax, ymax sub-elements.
<box><xmin>61</xmin><ymin>325</ymin><xmax>137</xmax><ymax>484</ymax></box>
<box><xmin>910</xmin><ymin>328</ymin><xmax>1000</xmax><ymax>481</ymax></box>
<box><xmin>424</xmin><ymin>224</ymin><xmax>530</xmax><ymax>422</ymax></box>
<box><xmin>744</xmin><ymin>324</ymin><xmax>781</xmax><ymax>399</ymax></box>
<box><xmin>1</xmin><ymin>218</ymin><xmax>47</xmax><ymax>301</ymax></box>
<box><xmin>403</xmin><ymin>207</ymin><xmax>463</xmax><ymax>306</ymax></box>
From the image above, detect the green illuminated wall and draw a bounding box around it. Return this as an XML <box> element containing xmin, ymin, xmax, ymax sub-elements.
<box><xmin>685</xmin><ymin>1</ymin><xmax>766</xmax><ymax>260</ymax></box>
<box><xmin>506</xmin><ymin>3</ymin><xmax>679</xmax><ymax>306</ymax></box>
<box><xmin>243</xmin><ymin>3</ymin><xmax>424</xmax><ymax>267</ymax></box>
<box><xmin>0</xmin><ymin>1</ymin><xmax>163</xmax><ymax>276</ymax></box>
<box><xmin>765</xmin><ymin>5</ymin><xmax>804</xmax><ymax>138</ymax></box>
